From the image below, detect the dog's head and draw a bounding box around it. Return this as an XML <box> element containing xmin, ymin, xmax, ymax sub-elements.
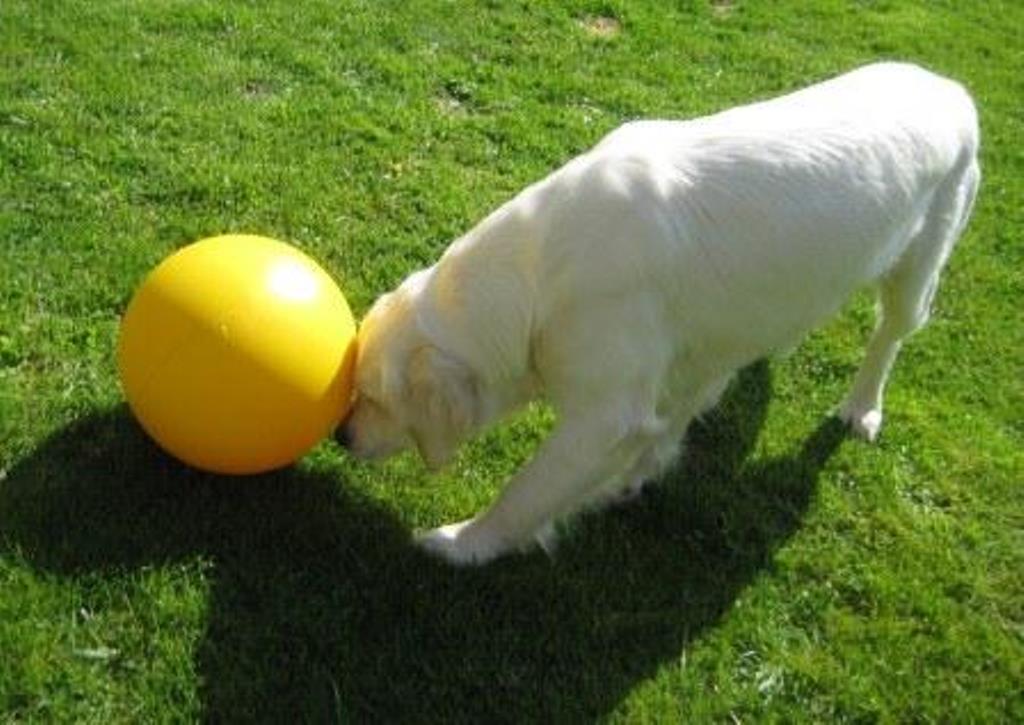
<box><xmin>336</xmin><ymin>274</ymin><xmax>480</xmax><ymax>471</ymax></box>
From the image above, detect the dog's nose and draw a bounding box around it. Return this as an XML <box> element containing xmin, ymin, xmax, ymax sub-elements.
<box><xmin>334</xmin><ymin>423</ymin><xmax>352</xmax><ymax>449</ymax></box>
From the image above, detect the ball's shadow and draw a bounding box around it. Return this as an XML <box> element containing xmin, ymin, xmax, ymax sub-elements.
<box><xmin>1</xmin><ymin>362</ymin><xmax>847</xmax><ymax>721</ymax></box>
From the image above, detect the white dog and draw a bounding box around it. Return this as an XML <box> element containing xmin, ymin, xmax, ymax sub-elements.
<box><xmin>337</xmin><ymin>63</ymin><xmax>979</xmax><ymax>565</ymax></box>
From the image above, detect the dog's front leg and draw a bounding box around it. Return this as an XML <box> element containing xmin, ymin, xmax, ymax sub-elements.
<box><xmin>417</xmin><ymin>409</ymin><xmax>664</xmax><ymax>565</ymax></box>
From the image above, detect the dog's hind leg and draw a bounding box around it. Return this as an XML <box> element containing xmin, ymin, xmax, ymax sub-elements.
<box><xmin>840</xmin><ymin>157</ymin><xmax>979</xmax><ymax>440</ymax></box>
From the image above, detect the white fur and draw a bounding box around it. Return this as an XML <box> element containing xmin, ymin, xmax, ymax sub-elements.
<box><xmin>339</xmin><ymin>63</ymin><xmax>980</xmax><ymax>565</ymax></box>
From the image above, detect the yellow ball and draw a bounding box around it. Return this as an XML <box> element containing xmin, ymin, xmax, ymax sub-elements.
<box><xmin>117</xmin><ymin>234</ymin><xmax>357</xmax><ymax>475</ymax></box>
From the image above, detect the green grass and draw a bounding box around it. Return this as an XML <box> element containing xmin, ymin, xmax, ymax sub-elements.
<box><xmin>2</xmin><ymin>0</ymin><xmax>1022</xmax><ymax>721</ymax></box>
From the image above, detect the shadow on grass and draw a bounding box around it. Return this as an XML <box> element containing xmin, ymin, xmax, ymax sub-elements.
<box><xmin>0</xmin><ymin>362</ymin><xmax>848</xmax><ymax>721</ymax></box>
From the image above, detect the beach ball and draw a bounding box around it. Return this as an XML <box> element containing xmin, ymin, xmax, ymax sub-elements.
<box><xmin>117</xmin><ymin>234</ymin><xmax>357</xmax><ymax>474</ymax></box>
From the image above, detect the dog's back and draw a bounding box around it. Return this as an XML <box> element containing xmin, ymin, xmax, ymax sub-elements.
<box><xmin>529</xmin><ymin>62</ymin><xmax>979</xmax><ymax>365</ymax></box>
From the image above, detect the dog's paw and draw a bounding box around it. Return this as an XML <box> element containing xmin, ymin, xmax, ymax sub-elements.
<box><xmin>838</xmin><ymin>402</ymin><xmax>883</xmax><ymax>442</ymax></box>
<box><xmin>533</xmin><ymin>521</ymin><xmax>560</xmax><ymax>557</ymax></box>
<box><xmin>416</xmin><ymin>519</ymin><xmax>501</xmax><ymax>566</ymax></box>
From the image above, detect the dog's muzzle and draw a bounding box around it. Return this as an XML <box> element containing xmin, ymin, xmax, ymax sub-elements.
<box><xmin>334</xmin><ymin>423</ymin><xmax>353</xmax><ymax>449</ymax></box>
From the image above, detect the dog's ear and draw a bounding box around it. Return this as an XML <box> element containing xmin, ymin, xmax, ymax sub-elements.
<box><xmin>377</xmin><ymin>357</ymin><xmax>404</xmax><ymax>402</ymax></box>
<box><xmin>407</xmin><ymin>346</ymin><xmax>478</xmax><ymax>471</ymax></box>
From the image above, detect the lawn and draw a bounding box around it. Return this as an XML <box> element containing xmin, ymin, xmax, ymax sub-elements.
<box><xmin>1</xmin><ymin>0</ymin><xmax>1022</xmax><ymax>721</ymax></box>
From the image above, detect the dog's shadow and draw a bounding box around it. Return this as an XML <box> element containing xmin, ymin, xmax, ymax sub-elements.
<box><xmin>0</xmin><ymin>362</ymin><xmax>847</xmax><ymax>721</ymax></box>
